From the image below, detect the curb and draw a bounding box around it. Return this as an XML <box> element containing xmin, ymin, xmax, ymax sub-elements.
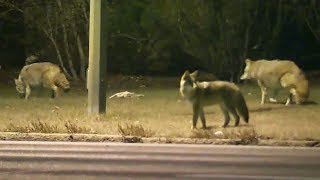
<box><xmin>0</xmin><ymin>132</ymin><xmax>319</xmax><ymax>147</ymax></box>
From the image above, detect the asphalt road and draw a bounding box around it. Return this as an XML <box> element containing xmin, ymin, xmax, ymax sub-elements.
<box><xmin>0</xmin><ymin>141</ymin><xmax>319</xmax><ymax>180</ymax></box>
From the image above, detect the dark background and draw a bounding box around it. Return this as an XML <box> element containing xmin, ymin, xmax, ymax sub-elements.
<box><xmin>0</xmin><ymin>0</ymin><xmax>319</xmax><ymax>81</ymax></box>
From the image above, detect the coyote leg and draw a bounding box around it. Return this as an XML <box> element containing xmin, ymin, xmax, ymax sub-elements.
<box><xmin>229</xmin><ymin>107</ymin><xmax>240</xmax><ymax>127</ymax></box>
<box><xmin>269</xmin><ymin>89</ymin><xmax>279</xmax><ymax>103</ymax></box>
<box><xmin>286</xmin><ymin>88</ymin><xmax>300</xmax><ymax>105</ymax></box>
<box><xmin>220</xmin><ymin>104</ymin><xmax>230</xmax><ymax>128</ymax></box>
<box><xmin>25</xmin><ymin>85</ymin><xmax>31</xmax><ymax>100</ymax></box>
<box><xmin>192</xmin><ymin>103</ymin><xmax>199</xmax><ymax>129</ymax></box>
<box><xmin>258</xmin><ymin>80</ymin><xmax>267</xmax><ymax>105</ymax></box>
<box><xmin>199</xmin><ymin>108</ymin><xmax>207</xmax><ymax>129</ymax></box>
<box><xmin>51</xmin><ymin>85</ymin><xmax>60</xmax><ymax>98</ymax></box>
<box><xmin>285</xmin><ymin>94</ymin><xmax>292</xmax><ymax>106</ymax></box>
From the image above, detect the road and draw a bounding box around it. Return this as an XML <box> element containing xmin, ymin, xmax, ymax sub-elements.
<box><xmin>0</xmin><ymin>141</ymin><xmax>319</xmax><ymax>179</ymax></box>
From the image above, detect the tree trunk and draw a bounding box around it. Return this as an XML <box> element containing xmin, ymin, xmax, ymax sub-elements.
<box><xmin>49</xmin><ymin>37</ymin><xmax>71</xmax><ymax>79</ymax></box>
<box><xmin>266</xmin><ymin>0</ymin><xmax>283</xmax><ymax>58</ymax></box>
<box><xmin>56</xmin><ymin>0</ymin><xmax>79</xmax><ymax>80</ymax></box>
<box><xmin>62</xmin><ymin>24</ymin><xmax>78</xmax><ymax>80</ymax></box>
<box><xmin>73</xmin><ymin>24</ymin><xmax>87</xmax><ymax>80</ymax></box>
<box><xmin>40</xmin><ymin>2</ymin><xmax>71</xmax><ymax>79</ymax></box>
<box><xmin>236</xmin><ymin>25</ymin><xmax>250</xmax><ymax>83</ymax></box>
<box><xmin>82</xmin><ymin>4</ymin><xmax>89</xmax><ymax>36</ymax></box>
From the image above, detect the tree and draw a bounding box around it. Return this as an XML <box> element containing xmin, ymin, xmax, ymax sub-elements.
<box><xmin>1</xmin><ymin>0</ymin><xmax>319</xmax><ymax>78</ymax></box>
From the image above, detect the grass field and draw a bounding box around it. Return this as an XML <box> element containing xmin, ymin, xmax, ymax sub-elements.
<box><xmin>0</xmin><ymin>76</ymin><xmax>319</xmax><ymax>141</ymax></box>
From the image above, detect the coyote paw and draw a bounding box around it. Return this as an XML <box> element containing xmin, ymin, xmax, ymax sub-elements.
<box><xmin>269</xmin><ymin>98</ymin><xmax>277</xmax><ymax>103</ymax></box>
<box><xmin>221</xmin><ymin>125</ymin><xmax>228</xmax><ymax>128</ymax></box>
<box><xmin>285</xmin><ymin>98</ymin><xmax>291</xmax><ymax>106</ymax></box>
<box><xmin>191</xmin><ymin>126</ymin><xmax>197</xmax><ymax>130</ymax></box>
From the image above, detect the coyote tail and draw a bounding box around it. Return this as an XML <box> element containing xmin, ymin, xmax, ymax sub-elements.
<box><xmin>236</xmin><ymin>93</ymin><xmax>249</xmax><ymax>123</ymax></box>
<box><xmin>295</xmin><ymin>75</ymin><xmax>309</xmax><ymax>103</ymax></box>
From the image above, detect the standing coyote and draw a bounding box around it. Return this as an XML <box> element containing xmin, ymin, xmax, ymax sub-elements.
<box><xmin>14</xmin><ymin>62</ymin><xmax>70</xmax><ymax>99</ymax></box>
<box><xmin>240</xmin><ymin>59</ymin><xmax>309</xmax><ymax>105</ymax></box>
<box><xmin>180</xmin><ymin>70</ymin><xmax>249</xmax><ymax>129</ymax></box>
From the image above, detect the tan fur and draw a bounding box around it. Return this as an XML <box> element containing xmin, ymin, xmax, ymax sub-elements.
<box><xmin>14</xmin><ymin>62</ymin><xmax>70</xmax><ymax>99</ymax></box>
<box><xmin>180</xmin><ymin>70</ymin><xmax>249</xmax><ymax>129</ymax></box>
<box><xmin>240</xmin><ymin>59</ymin><xmax>309</xmax><ymax>105</ymax></box>
<box><xmin>188</xmin><ymin>70</ymin><xmax>218</xmax><ymax>82</ymax></box>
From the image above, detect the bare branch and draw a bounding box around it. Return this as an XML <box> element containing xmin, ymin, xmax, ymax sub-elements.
<box><xmin>0</xmin><ymin>1</ymin><xmax>24</xmax><ymax>13</ymax></box>
<box><xmin>111</xmin><ymin>33</ymin><xmax>148</xmax><ymax>42</ymax></box>
<box><xmin>304</xmin><ymin>16</ymin><xmax>320</xmax><ymax>42</ymax></box>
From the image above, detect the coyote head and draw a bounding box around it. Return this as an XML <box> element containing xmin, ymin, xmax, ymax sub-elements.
<box><xmin>180</xmin><ymin>70</ymin><xmax>198</xmax><ymax>99</ymax></box>
<box><xmin>240</xmin><ymin>59</ymin><xmax>253</xmax><ymax>80</ymax></box>
<box><xmin>14</xmin><ymin>78</ymin><xmax>26</xmax><ymax>95</ymax></box>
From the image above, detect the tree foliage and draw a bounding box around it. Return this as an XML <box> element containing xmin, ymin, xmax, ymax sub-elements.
<box><xmin>0</xmin><ymin>0</ymin><xmax>319</xmax><ymax>81</ymax></box>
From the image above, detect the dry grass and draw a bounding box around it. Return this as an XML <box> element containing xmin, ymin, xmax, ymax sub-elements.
<box><xmin>118</xmin><ymin>123</ymin><xmax>155</xmax><ymax>137</ymax></box>
<box><xmin>5</xmin><ymin>120</ymin><xmax>59</xmax><ymax>133</ymax></box>
<box><xmin>190</xmin><ymin>129</ymin><xmax>217</xmax><ymax>139</ymax></box>
<box><xmin>4</xmin><ymin>120</ymin><xmax>95</xmax><ymax>134</ymax></box>
<box><xmin>65</xmin><ymin>121</ymin><xmax>95</xmax><ymax>134</ymax></box>
<box><xmin>0</xmin><ymin>78</ymin><xmax>320</xmax><ymax>141</ymax></box>
<box><xmin>190</xmin><ymin>127</ymin><xmax>258</xmax><ymax>144</ymax></box>
<box><xmin>224</xmin><ymin>128</ymin><xmax>259</xmax><ymax>144</ymax></box>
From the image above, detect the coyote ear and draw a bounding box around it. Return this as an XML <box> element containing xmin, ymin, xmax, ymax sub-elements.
<box><xmin>245</xmin><ymin>58</ymin><xmax>251</xmax><ymax>64</ymax></box>
<box><xmin>192</xmin><ymin>82</ymin><xmax>199</xmax><ymax>88</ymax></box>
<box><xmin>191</xmin><ymin>70</ymin><xmax>198</xmax><ymax>77</ymax></box>
<box><xmin>183</xmin><ymin>70</ymin><xmax>190</xmax><ymax>76</ymax></box>
<box><xmin>190</xmin><ymin>70</ymin><xmax>198</xmax><ymax>81</ymax></box>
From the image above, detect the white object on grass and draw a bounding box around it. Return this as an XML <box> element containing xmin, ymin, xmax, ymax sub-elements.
<box><xmin>109</xmin><ymin>91</ymin><xmax>144</xmax><ymax>99</ymax></box>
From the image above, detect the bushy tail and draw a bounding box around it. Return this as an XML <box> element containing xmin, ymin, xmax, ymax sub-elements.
<box><xmin>281</xmin><ymin>71</ymin><xmax>309</xmax><ymax>104</ymax></box>
<box><xmin>295</xmin><ymin>74</ymin><xmax>309</xmax><ymax>104</ymax></box>
<box><xmin>236</xmin><ymin>93</ymin><xmax>249</xmax><ymax>123</ymax></box>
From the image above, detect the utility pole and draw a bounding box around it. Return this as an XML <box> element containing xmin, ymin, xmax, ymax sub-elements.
<box><xmin>88</xmin><ymin>0</ymin><xmax>107</xmax><ymax>114</ymax></box>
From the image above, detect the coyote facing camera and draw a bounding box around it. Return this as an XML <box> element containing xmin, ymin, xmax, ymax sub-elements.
<box><xmin>14</xmin><ymin>62</ymin><xmax>70</xmax><ymax>99</ymax></box>
<box><xmin>240</xmin><ymin>59</ymin><xmax>309</xmax><ymax>105</ymax></box>
<box><xmin>180</xmin><ymin>70</ymin><xmax>249</xmax><ymax>129</ymax></box>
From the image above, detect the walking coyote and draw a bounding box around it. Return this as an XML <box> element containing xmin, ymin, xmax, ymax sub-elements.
<box><xmin>180</xmin><ymin>70</ymin><xmax>249</xmax><ymax>129</ymax></box>
<box><xmin>240</xmin><ymin>59</ymin><xmax>309</xmax><ymax>105</ymax></box>
<box><xmin>14</xmin><ymin>62</ymin><xmax>70</xmax><ymax>99</ymax></box>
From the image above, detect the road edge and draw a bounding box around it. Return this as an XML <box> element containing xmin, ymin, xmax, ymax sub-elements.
<box><xmin>0</xmin><ymin>132</ymin><xmax>319</xmax><ymax>147</ymax></box>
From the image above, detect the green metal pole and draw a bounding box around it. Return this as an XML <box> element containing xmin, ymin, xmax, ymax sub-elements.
<box><xmin>88</xmin><ymin>0</ymin><xmax>107</xmax><ymax>114</ymax></box>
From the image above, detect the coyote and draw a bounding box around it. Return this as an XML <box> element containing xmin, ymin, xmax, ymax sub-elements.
<box><xmin>240</xmin><ymin>59</ymin><xmax>309</xmax><ymax>105</ymax></box>
<box><xmin>180</xmin><ymin>70</ymin><xmax>249</xmax><ymax>129</ymax></box>
<box><xmin>14</xmin><ymin>62</ymin><xmax>70</xmax><ymax>99</ymax></box>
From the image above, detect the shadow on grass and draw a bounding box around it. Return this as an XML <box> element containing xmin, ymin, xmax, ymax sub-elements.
<box><xmin>302</xmin><ymin>101</ymin><xmax>318</xmax><ymax>105</ymax></box>
<box><xmin>268</xmin><ymin>100</ymin><xmax>318</xmax><ymax>106</ymax></box>
<box><xmin>226</xmin><ymin>124</ymin><xmax>253</xmax><ymax>128</ymax></box>
<box><xmin>200</xmin><ymin>123</ymin><xmax>252</xmax><ymax>130</ymax></box>
<box><xmin>249</xmin><ymin>100</ymin><xmax>318</xmax><ymax>113</ymax></box>
<box><xmin>250</xmin><ymin>107</ymin><xmax>273</xmax><ymax>113</ymax></box>
<box><xmin>203</xmin><ymin>125</ymin><xmax>219</xmax><ymax>130</ymax></box>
